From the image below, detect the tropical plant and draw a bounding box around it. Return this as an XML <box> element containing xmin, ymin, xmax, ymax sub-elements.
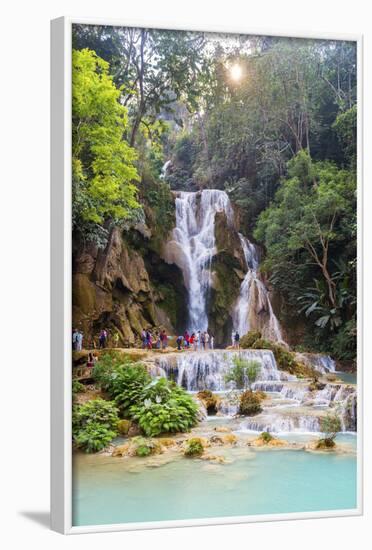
<box><xmin>72</xmin><ymin>399</ymin><xmax>120</xmax><ymax>453</ymax></box>
<box><xmin>130</xmin><ymin>378</ymin><xmax>198</xmax><ymax>437</ymax></box>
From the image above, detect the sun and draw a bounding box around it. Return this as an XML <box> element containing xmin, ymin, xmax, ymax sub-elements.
<box><xmin>230</xmin><ymin>63</ymin><xmax>243</xmax><ymax>82</ymax></box>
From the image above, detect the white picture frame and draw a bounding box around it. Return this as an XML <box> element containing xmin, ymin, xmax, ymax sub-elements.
<box><xmin>51</xmin><ymin>16</ymin><xmax>363</xmax><ymax>534</ymax></box>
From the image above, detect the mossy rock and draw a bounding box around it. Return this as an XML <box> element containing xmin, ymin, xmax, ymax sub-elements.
<box><xmin>240</xmin><ymin>331</ymin><xmax>262</xmax><ymax>349</ymax></box>
<box><xmin>127</xmin><ymin>436</ymin><xmax>164</xmax><ymax>457</ymax></box>
<box><xmin>117</xmin><ymin>419</ymin><xmax>131</xmax><ymax>435</ymax></box>
<box><xmin>252</xmin><ymin>339</ymin><xmax>319</xmax><ymax>379</ymax></box>
<box><xmin>316</xmin><ymin>438</ymin><xmax>336</xmax><ymax>450</ymax></box>
<box><xmin>184</xmin><ymin>437</ymin><xmax>206</xmax><ymax>457</ymax></box>
<box><xmin>196</xmin><ymin>390</ymin><xmax>220</xmax><ymax>415</ymax></box>
<box><xmin>239</xmin><ymin>390</ymin><xmax>262</xmax><ymax>416</ymax></box>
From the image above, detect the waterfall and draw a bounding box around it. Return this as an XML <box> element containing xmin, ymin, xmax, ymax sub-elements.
<box><xmin>165</xmin><ymin>190</ymin><xmax>233</xmax><ymax>331</ymax></box>
<box><xmin>232</xmin><ymin>234</ymin><xmax>283</xmax><ymax>342</ymax></box>
<box><xmin>156</xmin><ymin>349</ymin><xmax>291</xmax><ymax>392</ymax></box>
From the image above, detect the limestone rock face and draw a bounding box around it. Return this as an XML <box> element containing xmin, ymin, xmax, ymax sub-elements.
<box><xmin>72</xmin><ymin>227</ymin><xmax>182</xmax><ymax>347</ymax></box>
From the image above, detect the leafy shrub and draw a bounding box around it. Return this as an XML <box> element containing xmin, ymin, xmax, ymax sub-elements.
<box><xmin>240</xmin><ymin>331</ymin><xmax>262</xmax><ymax>349</ymax></box>
<box><xmin>184</xmin><ymin>437</ymin><xmax>204</xmax><ymax>457</ymax></box>
<box><xmin>94</xmin><ymin>359</ymin><xmax>151</xmax><ymax>416</ymax></box>
<box><xmin>130</xmin><ymin>378</ymin><xmax>198</xmax><ymax>437</ymax></box>
<box><xmin>72</xmin><ymin>380</ymin><xmax>86</xmax><ymax>394</ymax></box>
<box><xmin>74</xmin><ymin>422</ymin><xmax>117</xmax><ymax>453</ymax></box>
<box><xmin>260</xmin><ymin>431</ymin><xmax>273</xmax><ymax>443</ymax></box>
<box><xmin>239</xmin><ymin>390</ymin><xmax>262</xmax><ymax>416</ymax></box>
<box><xmin>72</xmin><ymin>399</ymin><xmax>120</xmax><ymax>453</ymax></box>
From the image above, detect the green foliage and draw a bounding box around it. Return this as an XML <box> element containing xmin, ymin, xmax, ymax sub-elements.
<box><xmin>72</xmin><ymin>380</ymin><xmax>86</xmax><ymax>394</ymax></box>
<box><xmin>333</xmin><ymin>105</ymin><xmax>357</xmax><ymax>169</ymax></box>
<box><xmin>94</xmin><ymin>359</ymin><xmax>151</xmax><ymax>417</ymax></box>
<box><xmin>239</xmin><ymin>391</ymin><xmax>262</xmax><ymax>416</ymax></box>
<box><xmin>255</xmin><ymin>151</ymin><xmax>356</xmax><ymax>360</ymax></box>
<box><xmin>260</xmin><ymin>431</ymin><xmax>274</xmax><ymax>443</ymax></box>
<box><xmin>318</xmin><ymin>413</ymin><xmax>342</xmax><ymax>448</ymax></box>
<box><xmin>184</xmin><ymin>437</ymin><xmax>204</xmax><ymax>457</ymax></box>
<box><xmin>130</xmin><ymin>378</ymin><xmax>198</xmax><ymax>437</ymax></box>
<box><xmin>72</xmin><ymin>399</ymin><xmax>119</xmax><ymax>453</ymax></box>
<box><xmin>72</xmin><ymin>49</ymin><xmax>140</xmax><ymax>242</ymax></box>
<box><xmin>224</xmin><ymin>357</ymin><xmax>261</xmax><ymax>390</ymax></box>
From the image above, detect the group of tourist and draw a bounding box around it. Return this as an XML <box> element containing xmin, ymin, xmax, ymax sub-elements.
<box><xmin>176</xmin><ymin>330</ymin><xmax>214</xmax><ymax>351</ymax></box>
<box><xmin>141</xmin><ymin>329</ymin><xmax>169</xmax><ymax>351</ymax></box>
<box><xmin>231</xmin><ymin>330</ymin><xmax>240</xmax><ymax>349</ymax></box>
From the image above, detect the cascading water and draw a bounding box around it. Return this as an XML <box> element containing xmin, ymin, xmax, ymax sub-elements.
<box><xmin>232</xmin><ymin>233</ymin><xmax>283</xmax><ymax>342</ymax></box>
<box><xmin>165</xmin><ymin>190</ymin><xmax>233</xmax><ymax>331</ymax></box>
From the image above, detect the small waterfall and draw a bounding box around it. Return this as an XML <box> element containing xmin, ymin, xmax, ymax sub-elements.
<box><xmin>156</xmin><ymin>349</ymin><xmax>286</xmax><ymax>392</ymax></box>
<box><xmin>164</xmin><ymin>190</ymin><xmax>233</xmax><ymax>332</ymax></box>
<box><xmin>240</xmin><ymin>414</ymin><xmax>321</xmax><ymax>434</ymax></box>
<box><xmin>160</xmin><ymin>159</ymin><xmax>172</xmax><ymax>179</ymax></box>
<box><xmin>232</xmin><ymin>234</ymin><xmax>283</xmax><ymax>342</ymax></box>
<box><xmin>295</xmin><ymin>353</ymin><xmax>336</xmax><ymax>374</ymax></box>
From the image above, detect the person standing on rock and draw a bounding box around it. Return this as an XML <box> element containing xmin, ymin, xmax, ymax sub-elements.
<box><xmin>197</xmin><ymin>330</ymin><xmax>202</xmax><ymax>350</ymax></box>
<box><xmin>72</xmin><ymin>328</ymin><xmax>78</xmax><ymax>350</ymax></box>
<box><xmin>160</xmin><ymin>329</ymin><xmax>168</xmax><ymax>351</ymax></box>
<box><xmin>141</xmin><ymin>329</ymin><xmax>147</xmax><ymax>349</ymax></box>
<box><xmin>76</xmin><ymin>330</ymin><xmax>83</xmax><ymax>351</ymax></box>
<box><xmin>210</xmin><ymin>334</ymin><xmax>214</xmax><ymax>350</ymax></box>
<box><xmin>231</xmin><ymin>330</ymin><xmax>236</xmax><ymax>348</ymax></box>
<box><xmin>189</xmin><ymin>332</ymin><xmax>195</xmax><ymax>350</ymax></box>
<box><xmin>146</xmin><ymin>330</ymin><xmax>152</xmax><ymax>350</ymax></box>
<box><xmin>99</xmin><ymin>329</ymin><xmax>107</xmax><ymax>349</ymax></box>
<box><xmin>176</xmin><ymin>335</ymin><xmax>183</xmax><ymax>351</ymax></box>
<box><xmin>194</xmin><ymin>332</ymin><xmax>199</xmax><ymax>351</ymax></box>
<box><xmin>204</xmin><ymin>331</ymin><xmax>210</xmax><ymax>350</ymax></box>
<box><xmin>234</xmin><ymin>331</ymin><xmax>240</xmax><ymax>350</ymax></box>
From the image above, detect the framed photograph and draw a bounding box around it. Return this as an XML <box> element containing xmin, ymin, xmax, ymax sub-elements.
<box><xmin>51</xmin><ymin>16</ymin><xmax>362</xmax><ymax>534</ymax></box>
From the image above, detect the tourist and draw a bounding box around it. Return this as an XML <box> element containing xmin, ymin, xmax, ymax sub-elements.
<box><xmin>197</xmin><ymin>330</ymin><xmax>202</xmax><ymax>349</ymax></box>
<box><xmin>189</xmin><ymin>332</ymin><xmax>195</xmax><ymax>350</ymax></box>
<box><xmin>160</xmin><ymin>329</ymin><xmax>168</xmax><ymax>351</ymax></box>
<box><xmin>155</xmin><ymin>331</ymin><xmax>161</xmax><ymax>349</ymax></box>
<box><xmin>99</xmin><ymin>329</ymin><xmax>107</xmax><ymax>349</ymax></box>
<box><xmin>231</xmin><ymin>330</ymin><xmax>236</xmax><ymax>347</ymax></box>
<box><xmin>76</xmin><ymin>330</ymin><xmax>83</xmax><ymax>351</ymax></box>
<box><xmin>141</xmin><ymin>329</ymin><xmax>147</xmax><ymax>349</ymax></box>
<box><xmin>72</xmin><ymin>328</ymin><xmax>79</xmax><ymax>350</ymax></box>
<box><xmin>176</xmin><ymin>335</ymin><xmax>183</xmax><ymax>351</ymax></box>
<box><xmin>210</xmin><ymin>335</ymin><xmax>214</xmax><ymax>350</ymax></box>
<box><xmin>184</xmin><ymin>330</ymin><xmax>190</xmax><ymax>348</ymax></box>
<box><xmin>146</xmin><ymin>330</ymin><xmax>152</xmax><ymax>350</ymax></box>
<box><xmin>205</xmin><ymin>331</ymin><xmax>210</xmax><ymax>350</ymax></box>
<box><xmin>86</xmin><ymin>352</ymin><xmax>95</xmax><ymax>368</ymax></box>
<box><xmin>234</xmin><ymin>331</ymin><xmax>240</xmax><ymax>349</ymax></box>
<box><xmin>193</xmin><ymin>332</ymin><xmax>199</xmax><ymax>351</ymax></box>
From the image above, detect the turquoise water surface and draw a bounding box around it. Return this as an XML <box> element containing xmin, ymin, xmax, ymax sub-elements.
<box><xmin>72</xmin><ymin>439</ymin><xmax>357</xmax><ymax>526</ymax></box>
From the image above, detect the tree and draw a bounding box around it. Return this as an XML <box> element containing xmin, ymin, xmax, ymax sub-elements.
<box><xmin>317</xmin><ymin>412</ymin><xmax>342</xmax><ymax>448</ymax></box>
<box><xmin>72</xmin><ymin>48</ymin><xmax>140</xmax><ymax>243</ymax></box>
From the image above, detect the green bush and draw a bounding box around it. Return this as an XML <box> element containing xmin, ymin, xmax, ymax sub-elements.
<box><xmin>94</xmin><ymin>359</ymin><xmax>151</xmax><ymax>416</ymax></box>
<box><xmin>239</xmin><ymin>390</ymin><xmax>262</xmax><ymax>416</ymax></box>
<box><xmin>240</xmin><ymin>331</ymin><xmax>262</xmax><ymax>349</ymax></box>
<box><xmin>184</xmin><ymin>437</ymin><xmax>204</xmax><ymax>457</ymax></box>
<box><xmin>260</xmin><ymin>431</ymin><xmax>273</xmax><ymax>443</ymax></box>
<box><xmin>72</xmin><ymin>399</ymin><xmax>120</xmax><ymax>453</ymax></box>
<box><xmin>72</xmin><ymin>380</ymin><xmax>86</xmax><ymax>394</ymax></box>
<box><xmin>130</xmin><ymin>378</ymin><xmax>198</xmax><ymax>437</ymax></box>
<box><xmin>74</xmin><ymin>422</ymin><xmax>117</xmax><ymax>453</ymax></box>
